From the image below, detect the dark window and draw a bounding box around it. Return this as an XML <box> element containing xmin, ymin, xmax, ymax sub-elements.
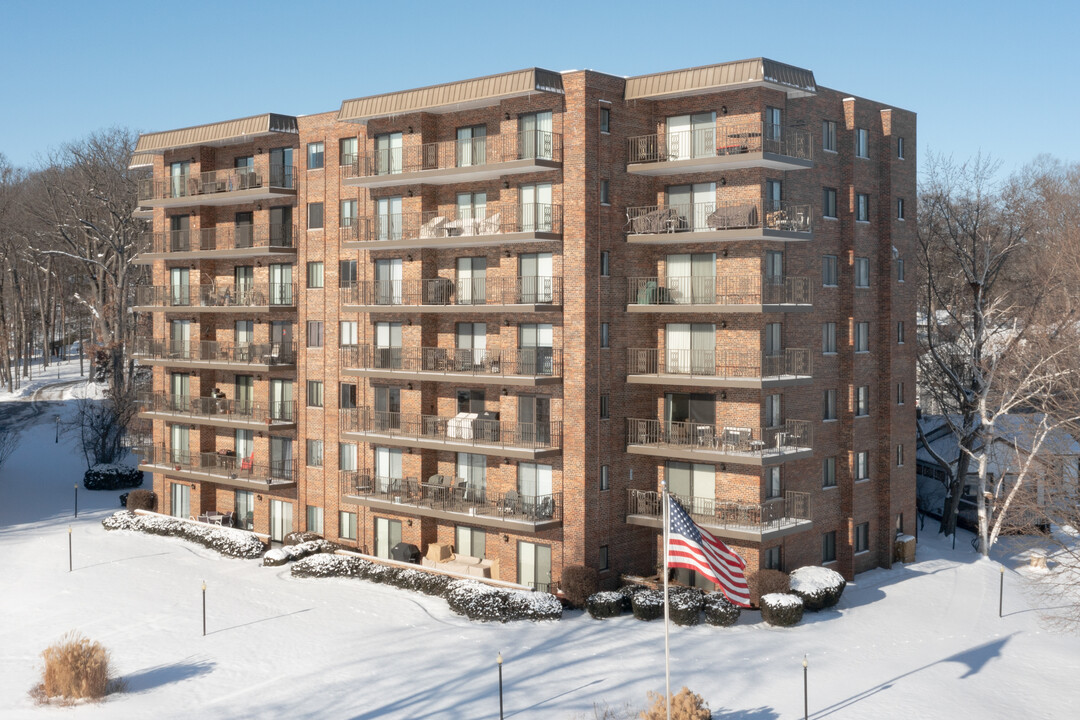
<box><xmin>600</xmin><ymin>251</ymin><xmax>610</xmax><ymax>277</ymax></box>
<box><xmin>598</xmin><ymin>545</ymin><xmax>609</xmax><ymax>571</ymax></box>
<box><xmin>599</xmin><ymin>106</ymin><xmax>611</xmax><ymax>133</ymax></box>
<box><xmin>339</xmin><ymin>260</ymin><xmax>357</xmax><ymax>288</ymax></box>
<box><xmin>307</xmin><ymin>321</ymin><xmax>324</xmax><ymax>348</ymax></box>
<box><xmin>823</xmin><ymin>188</ymin><xmax>837</xmax><ymax>218</ymax></box>
<box><xmin>600</xmin><ymin>395</ymin><xmax>609</xmax><ymax>419</ymax></box>
<box><xmin>822</xmin><ymin>531</ymin><xmax>837</xmax><ymax>563</ymax></box>
<box><xmin>764</xmin><ymin>546</ymin><xmax>782</xmax><ymax>570</ymax></box>
<box><xmin>600</xmin><ymin>179</ymin><xmax>610</xmax><ymax>205</ymax></box>
<box><xmin>307</xmin><ymin>142</ymin><xmax>324</xmax><ymax>170</ymax></box>
<box><xmin>308</xmin><ymin>202</ymin><xmax>324</xmax><ymax>230</ymax></box>
<box><xmin>855</xmin><ymin>522</ymin><xmax>870</xmax><ymax>553</ymax></box>
<box><xmin>306</xmin><ymin>380</ymin><xmax>323</xmax><ymax>407</ymax></box>
<box><xmin>339</xmin><ymin>383</ymin><xmax>357</xmax><ymax>409</ymax></box>
<box><xmin>600</xmin><ymin>465</ymin><xmax>609</xmax><ymax>491</ymax></box>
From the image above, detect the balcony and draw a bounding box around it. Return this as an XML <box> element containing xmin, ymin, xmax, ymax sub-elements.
<box><xmin>340</xmin><ymin>345</ymin><xmax>562</xmax><ymax>386</ymax></box>
<box><xmin>341</xmin><ymin>131</ymin><xmax>562</xmax><ymax>188</ymax></box>
<box><xmin>626</xmin><ymin>348</ymin><xmax>812</xmax><ymax>389</ymax></box>
<box><xmin>625</xmin><ymin>418</ymin><xmax>812</xmax><ymax>465</ymax></box>
<box><xmin>137</xmin><ymin>165</ymin><xmax>297</xmax><ymax>209</ymax></box>
<box><xmin>626</xmin><ymin>122</ymin><xmax>813</xmax><ymax>174</ymax></box>
<box><xmin>135</xmin><ymin>445</ymin><xmax>296</xmax><ymax>491</ymax></box>
<box><xmin>340</xmin><ymin>277</ymin><xmax>561</xmax><ymax>314</ymax></box>
<box><xmin>133</xmin><ymin>283</ymin><xmax>297</xmax><ymax>313</ymax></box>
<box><xmin>340</xmin><ymin>203</ymin><xmax>562</xmax><ymax>250</ymax></box>
<box><xmin>626</xmin><ymin>200</ymin><xmax>812</xmax><ymax>244</ymax></box>
<box><xmin>627</xmin><ymin>275</ymin><xmax>812</xmax><ymax>313</ymax></box>
<box><xmin>340</xmin><ymin>408</ymin><xmax>561</xmax><ymax>460</ymax></box>
<box><xmin>626</xmin><ymin>489</ymin><xmax>812</xmax><ymax>542</ymax></box>
<box><xmin>135</xmin><ymin>224</ymin><xmax>297</xmax><ymax>263</ymax></box>
<box><xmin>132</xmin><ymin>338</ymin><xmax>296</xmax><ymax>371</ymax></box>
<box><xmin>339</xmin><ymin>473</ymin><xmax>562</xmax><ymax>532</ymax></box>
<box><xmin>136</xmin><ymin>393</ymin><xmax>297</xmax><ymax>431</ymax></box>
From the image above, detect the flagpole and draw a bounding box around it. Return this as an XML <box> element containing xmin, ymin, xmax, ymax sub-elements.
<box><xmin>662</xmin><ymin>479</ymin><xmax>671</xmax><ymax>720</ymax></box>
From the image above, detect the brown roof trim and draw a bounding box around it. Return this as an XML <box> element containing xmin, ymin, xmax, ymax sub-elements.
<box><xmin>625</xmin><ymin>58</ymin><xmax>817</xmax><ymax>101</ymax></box>
<box><xmin>338</xmin><ymin>68</ymin><xmax>564</xmax><ymax>123</ymax></box>
<box><xmin>134</xmin><ymin>113</ymin><xmax>299</xmax><ymax>154</ymax></box>
<box><xmin>128</xmin><ymin>153</ymin><xmax>155</xmax><ymax>169</ymax></box>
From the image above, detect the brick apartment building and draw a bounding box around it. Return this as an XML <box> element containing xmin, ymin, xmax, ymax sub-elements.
<box><xmin>130</xmin><ymin>57</ymin><xmax>916</xmax><ymax>591</ymax></box>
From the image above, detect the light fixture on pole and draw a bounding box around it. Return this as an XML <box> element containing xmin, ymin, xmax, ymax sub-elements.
<box><xmin>202</xmin><ymin>581</ymin><xmax>207</xmax><ymax>636</ymax></box>
<box><xmin>802</xmin><ymin>654</ymin><xmax>808</xmax><ymax>720</ymax></box>
<box><xmin>497</xmin><ymin>651</ymin><xmax>504</xmax><ymax>720</ymax></box>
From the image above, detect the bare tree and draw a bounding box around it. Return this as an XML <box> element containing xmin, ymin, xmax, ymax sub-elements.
<box><xmin>0</xmin><ymin>426</ymin><xmax>21</xmax><ymax>474</ymax></box>
<box><xmin>66</xmin><ymin>387</ymin><xmax>138</xmax><ymax>470</ymax></box>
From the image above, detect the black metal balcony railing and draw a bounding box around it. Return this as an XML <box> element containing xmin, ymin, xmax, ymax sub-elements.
<box><xmin>138</xmin><ymin>165</ymin><xmax>297</xmax><ymax>202</ymax></box>
<box><xmin>628</xmin><ymin>489</ymin><xmax>811</xmax><ymax>533</ymax></box>
<box><xmin>626</xmin><ymin>200</ymin><xmax>812</xmax><ymax>236</ymax></box>
<box><xmin>341</xmin><ymin>408</ymin><xmax>562</xmax><ymax>452</ymax></box>
<box><xmin>339</xmin><ymin>277</ymin><xmax>561</xmax><ymax>308</ymax></box>
<box><xmin>140</xmin><ymin>224</ymin><xmax>296</xmax><ymax>254</ymax></box>
<box><xmin>340</xmin><ymin>345</ymin><xmax>562</xmax><ymax>378</ymax></box>
<box><xmin>627</xmin><ymin>122</ymin><xmax>813</xmax><ymax>165</ymax></box>
<box><xmin>339</xmin><ymin>472</ymin><xmax>562</xmax><ymax>523</ymax></box>
<box><xmin>137</xmin><ymin>392</ymin><xmax>297</xmax><ymax>424</ymax></box>
<box><xmin>626</xmin><ymin>348</ymin><xmax>811</xmax><ymax>380</ymax></box>
<box><xmin>342</xmin><ymin>130</ymin><xmax>563</xmax><ymax>180</ymax></box>
<box><xmin>626</xmin><ymin>419</ymin><xmax>812</xmax><ymax>456</ymax></box>
<box><xmin>627</xmin><ymin>275</ymin><xmax>812</xmax><ymax>307</ymax></box>
<box><xmin>135</xmin><ymin>283</ymin><xmax>297</xmax><ymax>308</ymax></box>
<box><xmin>138</xmin><ymin>444</ymin><xmax>296</xmax><ymax>484</ymax></box>
<box><xmin>133</xmin><ymin>338</ymin><xmax>297</xmax><ymax>366</ymax></box>
<box><xmin>339</xmin><ymin>203</ymin><xmax>563</xmax><ymax>244</ymax></box>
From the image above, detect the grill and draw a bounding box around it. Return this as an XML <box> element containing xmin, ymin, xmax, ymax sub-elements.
<box><xmin>390</xmin><ymin>542</ymin><xmax>420</xmax><ymax>564</ymax></box>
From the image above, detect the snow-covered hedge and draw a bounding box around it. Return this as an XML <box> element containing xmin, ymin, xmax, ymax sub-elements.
<box><xmin>83</xmin><ymin>464</ymin><xmax>143</xmax><ymax>491</ymax></box>
<box><xmin>102</xmin><ymin>511</ymin><xmax>265</xmax><ymax>559</ymax></box>
<box><xmin>668</xmin><ymin>588</ymin><xmax>705</xmax><ymax>626</ymax></box>
<box><xmin>262</xmin><ymin>540</ymin><xmax>335</xmax><ymax>567</ymax></box>
<box><xmin>290</xmin><ymin>553</ymin><xmax>361</xmax><ymax>578</ymax></box>
<box><xmin>585</xmin><ymin>591</ymin><xmax>624</xmax><ymax>619</ymax></box>
<box><xmin>631</xmin><ymin>589</ymin><xmax>665</xmax><ymax>621</ymax></box>
<box><xmin>703</xmin><ymin>592</ymin><xmax>741</xmax><ymax>627</ymax></box>
<box><xmin>619</xmin><ymin>584</ymin><xmax>650</xmax><ymax>611</ymax></box>
<box><xmin>788</xmin><ymin>566</ymin><xmax>847</xmax><ymax>611</ymax></box>
<box><xmin>283</xmin><ymin>531</ymin><xmax>324</xmax><ymax>546</ymax></box>
<box><xmin>446</xmin><ymin>580</ymin><xmax>562</xmax><ymax>622</ymax></box>
<box><xmin>760</xmin><ymin>593</ymin><xmax>804</xmax><ymax>627</ymax></box>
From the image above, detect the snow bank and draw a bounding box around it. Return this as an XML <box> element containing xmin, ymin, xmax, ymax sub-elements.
<box><xmin>101</xmin><ymin>511</ymin><xmax>265</xmax><ymax>559</ymax></box>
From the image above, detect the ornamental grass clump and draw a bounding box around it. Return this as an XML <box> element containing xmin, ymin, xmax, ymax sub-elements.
<box><xmin>641</xmin><ymin>686</ymin><xmax>712</xmax><ymax>720</ymax></box>
<box><xmin>32</xmin><ymin>632</ymin><xmax>117</xmax><ymax>704</ymax></box>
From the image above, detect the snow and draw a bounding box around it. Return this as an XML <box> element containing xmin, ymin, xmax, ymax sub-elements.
<box><xmin>789</xmin><ymin>565</ymin><xmax>846</xmax><ymax>594</ymax></box>
<box><xmin>761</xmin><ymin>592</ymin><xmax>803</xmax><ymax>608</ymax></box>
<box><xmin>2</xmin><ymin>382</ymin><xmax>1080</xmax><ymax>718</ymax></box>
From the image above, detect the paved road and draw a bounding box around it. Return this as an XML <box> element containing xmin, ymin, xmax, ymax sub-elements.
<box><xmin>0</xmin><ymin>379</ymin><xmax>88</xmax><ymax>429</ymax></box>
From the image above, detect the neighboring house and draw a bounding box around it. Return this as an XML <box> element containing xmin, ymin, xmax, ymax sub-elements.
<box><xmin>916</xmin><ymin>413</ymin><xmax>1079</xmax><ymax>532</ymax></box>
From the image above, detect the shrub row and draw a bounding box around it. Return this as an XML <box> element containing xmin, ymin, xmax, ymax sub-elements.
<box><xmin>124</xmin><ymin>490</ymin><xmax>156</xmax><ymax>512</ymax></box>
<box><xmin>290</xmin><ymin>554</ymin><xmax>562</xmax><ymax>622</ymax></box>
<box><xmin>83</xmin><ymin>464</ymin><xmax>143</xmax><ymax>491</ymax></box>
<box><xmin>102</xmin><ymin>511</ymin><xmax>265</xmax><ymax>559</ymax></box>
<box><xmin>585</xmin><ymin>586</ymin><xmax>743</xmax><ymax>627</ymax></box>
<box><xmin>262</xmin><ymin>540</ymin><xmax>336</xmax><ymax>567</ymax></box>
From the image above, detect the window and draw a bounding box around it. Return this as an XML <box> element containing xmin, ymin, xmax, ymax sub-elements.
<box><xmin>823</xmin><ymin>389</ymin><xmax>837</xmax><ymax>421</ymax></box>
<box><xmin>339</xmin><ymin>259</ymin><xmax>357</xmax><ymax>288</ymax></box>
<box><xmin>599</xmin><ymin>545</ymin><xmax>610</xmax><ymax>571</ymax></box>
<box><xmin>765</xmin><ymin>179</ymin><xmax>782</xmax><ymax>212</ymax></box>
<box><xmin>764</xmin><ymin>322</ymin><xmax>782</xmax><ymax>357</ymax></box>
<box><xmin>455</xmin><ymin>526</ymin><xmax>486</xmax><ymax>558</ymax></box>
<box><xmin>855</xmin><ymin>451</ymin><xmax>869</xmax><ymax>480</ymax></box>
<box><xmin>599</xmin><ymin>106</ymin><xmax>611</xmax><ymax>133</ymax></box>
<box><xmin>855</xmin><ymin>385</ymin><xmax>869</xmax><ymax>417</ymax></box>
<box><xmin>455</xmin><ymin>125</ymin><xmax>487</xmax><ymax>167</ymax></box>
<box><xmin>765</xmin><ymin>466</ymin><xmax>781</xmax><ymax>499</ymax></box>
<box><xmin>234</xmin><ymin>490</ymin><xmax>254</xmax><ymax>530</ymax></box>
<box><xmin>855</xmin><ymin>257</ymin><xmax>870</xmax><ymax>288</ymax></box>
<box><xmin>517</xmin><ymin>541</ymin><xmax>553</xmax><ymax>592</ymax></box>
<box><xmin>855</xmin><ymin>522</ymin><xmax>870</xmax><ymax>553</ymax></box>
<box><xmin>341</xmin><ymin>199</ymin><xmax>357</xmax><ymax>228</ymax></box>
<box><xmin>765</xmin><ymin>394</ymin><xmax>781</xmax><ymax>428</ymax></box>
<box><xmin>599</xmin><ymin>179</ymin><xmax>610</xmax><ymax>205</ymax></box>
<box><xmin>339</xmin><ymin>511</ymin><xmax>357</xmax><ymax>540</ymax></box>
<box><xmin>823</xmin><ymin>457</ymin><xmax>837</xmax><ymax>488</ymax></box>
<box><xmin>897</xmin><ymin>381</ymin><xmax>905</xmax><ymax>405</ymax></box>
<box><xmin>822</xmin><ymin>322</ymin><xmax>837</xmax><ymax>354</ymax></box>
<box><xmin>764</xmin><ymin>546</ymin><xmax>782</xmax><ymax>570</ymax></box>
<box><xmin>823</xmin><ymin>188</ymin><xmax>837</xmax><ymax>219</ymax></box>
<box><xmin>306</xmin><ymin>380</ymin><xmax>323</xmax><ymax>408</ymax></box>
<box><xmin>374</xmin><ymin>517</ymin><xmax>403</xmax><ymax>559</ymax></box>
<box><xmin>855</xmin><ymin>322</ymin><xmax>869</xmax><ymax>352</ymax></box>
<box><xmin>600</xmin><ymin>251</ymin><xmax>610</xmax><ymax>277</ymax></box>
<box><xmin>600</xmin><ymin>323</ymin><xmax>609</xmax><ymax>348</ymax></box>
<box><xmin>897</xmin><ymin>444</ymin><xmax>905</xmax><ymax>467</ymax></box>
<box><xmin>307</xmin><ymin>142</ymin><xmax>324</xmax><ymax>170</ymax></box>
<box><xmin>897</xmin><ymin>198</ymin><xmax>905</xmax><ymax>220</ymax></box>
<box><xmin>339</xmin><ymin>137</ymin><xmax>357</xmax><ymax>166</ymax></box>
<box><xmin>338</xmin><ymin>442</ymin><xmax>358</xmax><ymax>471</ymax></box>
<box><xmin>306</xmin><ymin>505</ymin><xmax>324</xmax><ymax>534</ymax></box>
<box><xmin>856</xmin><ymin>193</ymin><xmax>870</xmax><ymax>222</ymax></box>
<box><xmin>822</xmin><ymin>531</ymin><xmax>837</xmax><ymax>563</ymax></box>
<box><xmin>307</xmin><ymin>202</ymin><xmax>324</xmax><ymax>230</ymax></box>
<box><xmin>306</xmin><ymin>439</ymin><xmax>323</xmax><ymax>467</ymax></box>
<box><xmin>822</xmin><ymin>255</ymin><xmax>838</xmax><ymax>286</ymax></box>
<box><xmin>600</xmin><ymin>465</ymin><xmax>610</xmax><ymax>491</ymax></box>
<box><xmin>897</xmin><ymin>321</ymin><xmax>906</xmax><ymax>344</ymax></box>
<box><xmin>339</xmin><ymin>383</ymin><xmax>357</xmax><ymax>409</ymax></box>
<box><xmin>897</xmin><ymin>259</ymin><xmax>906</xmax><ymax>282</ymax></box>
<box><xmin>897</xmin><ymin>136</ymin><xmax>905</xmax><ymax>159</ymax></box>
<box><xmin>855</xmin><ymin>128</ymin><xmax>869</xmax><ymax>158</ymax></box>
<box><xmin>306</xmin><ymin>321</ymin><xmax>324</xmax><ymax>348</ymax></box>
<box><xmin>822</xmin><ymin>120</ymin><xmax>837</xmax><ymax>152</ymax></box>
<box><xmin>339</xmin><ymin>320</ymin><xmax>358</xmax><ymax>347</ymax></box>
<box><xmin>765</xmin><ymin>106</ymin><xmax>782</xmax><ymax>141</ymax></box>
<box><xmin>307</xmin><ymin>262</ymin><xmax>324</xmax><ymax>288</ymax></box>
<box><xmin>600</xmin><ymin>395</ymin><xmax>609</xmax><ymax>419</ymax></box>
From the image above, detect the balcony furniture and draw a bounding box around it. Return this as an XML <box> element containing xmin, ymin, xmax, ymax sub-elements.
<box><xmin>707</xmin><ymin>203</ymin><xmax>758</xmax><ymax>230</ymax></box>
<box><xmin>628</xmin><ymin>207</ymin><xmax>680</xmax><ymax>234</ymax></box>
<box><xmin>221</xmin><ymin>511</ymin><xmax>235</xmax><ymax>528</ymax></box>
<box><xmin>721</xmin><ymin>427</ymin><xmax>752</xmax><ymax>452</ymax></box>
<box><xmin>476</xmin><ymin>212</ymin><xmax>501</xmax><ymax>235</ymax></box>
<box><xmin>240</xmin><ymin>453</ymin><xmax>254</xmax><ymax>471</ymax></box>
<box><xmin>446</xmin><ymin>413</ymin><xmax>477</xmax><ymax>440</ymax></box>
<box><xmin>500</xmin><ymin>490</ymin><xmax>519</xmax><ymax>514</ymax></box>
<box><xmin>418</xmin><ymin>216</ymin><xmax>447</xmax><ymax>239</ymax></box>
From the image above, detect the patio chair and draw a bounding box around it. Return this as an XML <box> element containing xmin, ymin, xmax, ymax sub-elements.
<box><xmin>500</xmin><ymin>490</ymin><xmax>519</xmax><ymax>515</ymax></box>
<box><xmin>418</xmin><ymin>216</ymin><xmax>447</xmax><ymax>239</ymax></box>
<box><xmin>240</xmin><ymin>452</ymin><xmax>254</xmax><ymax>472</ymax></box>
<box><xmin>221</xmin><ymin>511</ymin><xmax>235</xmax><ymax>528</ymax></box>
<box><xmin>476</xmin><ymin>212</ymin><xmax>501</xmax><ymax>235</ymax></box>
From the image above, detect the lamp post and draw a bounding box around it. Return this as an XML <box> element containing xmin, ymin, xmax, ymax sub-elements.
<box><xmin>73</xmin><ymin>485</ymin><xmax>78</xmax><ymax>518</ymax></box>
<box><xmin>802</xmin><ymin>654</ymin><xmax>808</xmax><ymax>720</ymax></box>
<box><xmin>68</xmin><ymin>526</ymin><xmax>72</xmax><ymax>572</ymax></box>
<box><xmin>497</xmin><ymin>652</ymin><xmax>504</xmax><ymax>720</ymax></box>
<box><xmin>202</xmin><ymin>581</ymin><xmax>207</xmax><ymax>636</ymax></box>
<box><xmin>999</xmin><ymin>565</ymin><xmax>1004</xmax><ymax>618</ymax></box>
<box><xmin>55</xmin><ymin>415</ymin><xmax>60</xmax><ymax>444</ymax></box>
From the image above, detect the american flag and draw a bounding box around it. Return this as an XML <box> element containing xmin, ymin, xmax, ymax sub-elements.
<box><xmin>667</xmin><ymin>494</ymin><xmax>751</xmax><ymax>607</ymax></box>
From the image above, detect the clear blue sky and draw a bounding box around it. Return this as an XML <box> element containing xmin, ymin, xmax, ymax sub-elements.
<box><xmin>2</xmin><ymin>0</ymin><xmax>1077</xmax><ymax>177</ymax></box>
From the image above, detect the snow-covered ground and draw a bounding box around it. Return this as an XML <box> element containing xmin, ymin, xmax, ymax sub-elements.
<box><xmin>1</xmin><ymin>385</ymin><xmax>1079</xmax><ymax>719</ymax></box>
